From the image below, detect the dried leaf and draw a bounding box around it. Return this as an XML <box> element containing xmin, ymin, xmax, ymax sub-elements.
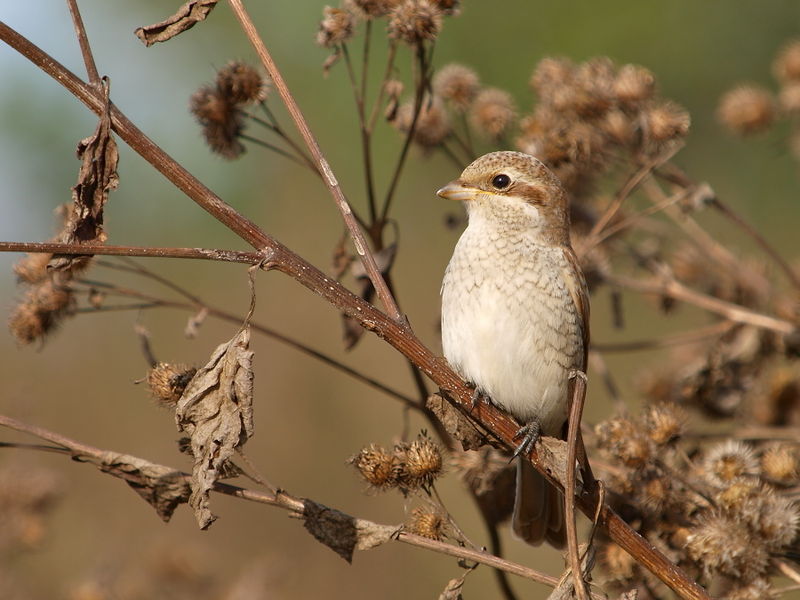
<box><xmin>426</xmin><ymin>393</ymin><xmax>488</xmax><ymax>451</ymax></box>
<box><xmin>96</xmin><ymin>452</ymin><xmax>190</xmax><ymax>522</ymax></box>
<box><xmin>134</xmin><ymin>0</ymin><xmax>218</xmax><ymax>46</ymax></box>
<box><xmin>50</xmin><ymin>79</ymin><xmax>118</xmax><ymax>273</ymax></box>
<box><xmin>302</xmin><ymin>499</ymin><xmax>399</xmax><ymax>563</ymax></box>
<box><xmin>438</xmin><ymin>575</ymin><xmax>466</xmax><ymax>600</ymax></box>
<box><xmin>176</xmin><ymin>327</ymin><xmax>254</xmax><ymax>529</ymax></box>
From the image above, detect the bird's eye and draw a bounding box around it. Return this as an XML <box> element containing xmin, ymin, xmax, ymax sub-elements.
<box><xmin>491</xmin><ymin>174</ymin><xmax>511</xmax><ymax>189</ymax></box>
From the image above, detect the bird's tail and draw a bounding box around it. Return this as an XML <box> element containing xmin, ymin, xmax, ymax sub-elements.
<box><xmin>512</xmin><ymin>457</ymin><xmax>566</xmax><ymax>548</ymax></box>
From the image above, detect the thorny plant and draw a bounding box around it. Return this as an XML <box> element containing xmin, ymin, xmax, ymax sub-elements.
<box><xmin>2</xmin><ymin>2</ymin><xmax>800</xmax><ymax>600</ymax></box>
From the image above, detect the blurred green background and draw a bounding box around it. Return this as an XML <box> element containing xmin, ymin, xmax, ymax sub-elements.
<box><xmin>1</xmin><ymin>2</ymin><xmax>799</xmax><ymax>599</ymax></box>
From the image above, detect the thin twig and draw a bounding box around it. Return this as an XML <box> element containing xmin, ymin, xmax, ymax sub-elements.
<box><xmin>0</xmin><ymin>241</ymin><xmax>263</xmax><ymax>264</ymax></box>
<box><xmin>565</xmin><ymin>372</ymin><xmax>590</xmax><ymax>600</ymax></box>
<box><xmin>227</xmin><ymin>0</ymin><xmax>403</xmax><ymax>323</ymax></box>
<box><xmin>66</xmin><ymin>0</ymin><xmax>100</xmax><ymax>85</ymax></box>
<box><xmin>592</xmin><ymin>321</ymin><xmax>737</xmax><ymax>353</ymax></box>
<box><xmin>380</xmin><ymin>43</ymin><xmax>429</xmax><ymax>222</ymax></box>
<box><xmin>605</xmin><ymin>272</ymin><xmax>795</xmax><ymax>335</ymax></box>
<box><xmin>656</xmin><ymin>164</ymin><xmax>800</xmax><ymax>291</ymax></box>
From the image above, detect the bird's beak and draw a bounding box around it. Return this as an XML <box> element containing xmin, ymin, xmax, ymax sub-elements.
<box><xmin>436</xmin><ymin>180</ymin><xmax>478</xmax><ymax>202</ymax></box>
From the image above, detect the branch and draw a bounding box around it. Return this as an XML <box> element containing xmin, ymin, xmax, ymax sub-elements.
<box><xmin>225</xmin><ymin>0</ymin><xmax>403</xmax><ymax>323</ymax></box>
<box><xmin>0</xmin><ymin>241</ymin><xmax>262</xmax><ymax>264</ymax></box>
<box><xmin>0</xmin><ymin>413</ymin><xmax>579</xmax><ymax>594</ymax></box>
<box><xmin>0</xmin><ymin>23</ymin><xmax>710</xmax><ymax>600</ymax></box>
<box><xmin>606</xmin><ymin>271</ymin><xmax>795</xmax><ymax>335</ymax></box>
<box><xmin>66</xmin><ymin>0</ymin><xmax>100</xmax><ymax>85</ymax></box>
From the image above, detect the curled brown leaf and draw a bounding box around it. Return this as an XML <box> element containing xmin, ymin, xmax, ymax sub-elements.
<box><xmin>176</xmin><ymin>327</ymin><xmax>254</xmax><ymax>528</ymax></box>
<box><xmin>134</xmin><ymin>0</ymin><xmax>218</xmax><ymax>46</ymax></box>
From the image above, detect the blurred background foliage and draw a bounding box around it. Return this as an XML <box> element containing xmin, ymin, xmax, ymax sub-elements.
<box><xmin>1</xmin><ymin>1</ymin><xmax>799</xmax><ymax>599</ymax></box>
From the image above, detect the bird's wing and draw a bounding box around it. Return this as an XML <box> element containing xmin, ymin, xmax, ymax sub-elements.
<box><xmin>561</xmin><ymin>245</ymin><xmax>590</xmax><ymax>371</ymax></box>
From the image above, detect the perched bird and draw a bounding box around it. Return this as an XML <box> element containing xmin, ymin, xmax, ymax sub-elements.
<box><xmin>439</xmin><ymin>151</ymin><xmax>589</xmax><ymax>547</ymax></box>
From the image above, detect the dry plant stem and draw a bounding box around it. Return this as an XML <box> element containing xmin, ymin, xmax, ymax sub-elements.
<box><xmin>592</xmin><ymin>320</ymin><xmax>737</xmax><ymax>353</ymax></box>
<box><xmin>565</xmin><ymin>373</ymin><xmax>590</xmax><ymax>600</ymax></box>
<box><xmin>380</xmin><ymin>43</ymin><xmax>428</xmax><ymax>223</ymax></box>
<box><xmin>0</xmin><ymin>413</ymin><xmax>577</xmax><ymax>595</ymax></box>
<box><xmin>606</xmin><ymin>271</ymin><xmax>794</xmax><ymax>334</ymax></box>
<box><xmin>366</xmin><ymin>42</ymin><xmax>397</xmax><ymax>134</ymax></box>
<box><xmin>226</xmin><ymin>0</ymin><xmax>403</xmax><ymax>323</ymax></box>
<box><xmin>0</xmin><ymin>24</ymin><xmax>709</xmax><ymax>600</ymax></box>
<box><xmin>657</xmin><ymin>165</ymin><xmax>800</xmax><ymax>291</ymax></box>
<box><xmin>66</xmin><ymin>0</ymin><xmax>99</xmax><ymax>86</ymax></box>
<box><xmin>341</xmin><ymin>39</ymin><xmax>378</xmax><ymax>225</ymax></box>
<box><xmin>710</xmin><ymin>196</ymin><xmax>800</xmax><ymax>291</ymax></box>
<box><xmin>0</xmin><ymin>241</ymin><xmax>262</xmax><ymax>264</ymax></box>
<box><xmin>582</xmin><ymin>148</ymin><xmax>680</xmax><ymax>253</ymax></box>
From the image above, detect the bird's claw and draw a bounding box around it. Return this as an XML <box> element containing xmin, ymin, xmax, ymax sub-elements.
<box><xmin>468</xmin><ymin>384</ymin><xmax>488</xmax><ymax>410</ymax></box>
<box><xmin>511</xmin><ymin>420</ymin><xmax>541</xmax><ymax>460</ymax></box>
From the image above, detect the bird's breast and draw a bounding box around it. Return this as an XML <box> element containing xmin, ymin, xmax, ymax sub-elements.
<box><xmin>441</xmin><ymin>230</ymin><xmax>585</xmax><ymax>435</ymax></box>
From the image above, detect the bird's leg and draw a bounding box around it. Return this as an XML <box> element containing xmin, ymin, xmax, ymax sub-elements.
<box><xmin>511</xmin><ymin>418</ymin><xmax>541</xmax><ymax>460</ymax></box>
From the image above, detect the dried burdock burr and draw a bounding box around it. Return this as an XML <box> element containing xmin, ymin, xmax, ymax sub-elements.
<box><xmin>468</xmin><ymin>88</ymin><xmax>516</xmax><ymax>140</ymax></box>
<box><xmin>215</xmin><ymin>61</ymin><xmax>269</xmax><ymax>105</ymax></box>
<box><xmin>702</xmin><ymin>440</ymin><xmax>759</xmax><ymax>487</ymax></box>
<box><xmin>760</xmin><ymin>444</ymin><xmax>799</xmax><ymax>485</ymax></box>
<box><xmin>8</xmin><ymin>280</ymin><xmax>73</xmax><ymax>345</ymax></box>
<box><xmin>316</xmin><ymin>6</ymin><xmax>356</xmax><ymax>48</ymax></box>
<box><xmin>407</xmin><ymin>506</ymin><xmax>446</xmax><ymax>540</ymax></box>
<box><xmin>717</xmin><ymin>85</ymin><xmax>775</xmax><ymax>136</ymax></box>
<box><xmin>394</xmin><ymin>433</ymin><xmax>444</xmax><ymax>490</ymax></box>
<box><xmin>433</xmin><ymin>63</ymin><xmax>479</xmax><ymax>111</ymax></box>
<box><xmin>147</xmin><ymin>363</ymin><xmax>197</xmax><ymax>408</ymax></box>
<box><xmin>387</xmin><ymin>0</ymin><xmax>443</xmax><ymax>46</ymax></box>
<box><xmin>349</xmin><ymin>444</ymin><xmax>399</xmax><ymax>490</ymax></box>
<box><xmin>773</xmin><ymin>39</ymin><xmax>800</xmax><ymax>84</ymax></box>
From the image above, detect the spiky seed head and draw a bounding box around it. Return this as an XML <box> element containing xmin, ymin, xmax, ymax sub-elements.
<box><xmin>407</xmin><ymin>507</ymin><xmax>446</xmax><ymax>540</ymax></box>
<box><xmin>717</xmin><ymin>85</ymin><xmax>775</xmax><ymax>136</ymax></box>
<box><xmin>8</xmin><ymin>280</ymin><xmax>73</xmax><ymax>344</ymax></box>
<box><xmin>643</xmin><ymin>402</ymin><xmax>686</xmax><ymax>446</ymax></box>
<box><xmin>613</xmin><ymin>64</ymin><xmax>656</xmax><ymax>107</ymax></box>
<box><xmin>348</xmin><ymin>444</ymin><xmax>399</xmax><ymax>490</ymax></box>
<box><xmin>773</xmin><ymin>40</ymin><xmax>800</xmax><ymax>83</ymax></box>
<box><xmin>433</xmin><ymin>64</ymin><xmax>479</xmax><ymax>111</ymax></box>
<box><xmin>761</xmin><ymin>444</ymin><xmax>799</xmax><ymax>485</ymax></box>
<box><xmin>395</xmin><ymin>433</ymin><xmax>443</xmax><ymax>489</ymax></box>
<box><xmin>703</xmin><ymin>440</ymin><xmax>759</xmax><ymax>487</ymax></box>
<box><xmin>216</xmin><ymin>61</ymin><xmax>269</xmax><ymax>105</ymax></box>
<box><xmin>643</xmin><ymin>100</ymin><xmax>690</xmax><ymax>143</ymax></box>
<box><xmin>317</xmin><ymin>6</ymin><xmax>356</xmax><ymax>48</ymax></box>
<box><xmin>147</xmin><ymin>363</ymin><xmax>197</xmax><ymax>407</ymax></box>
<box><xmin>387</xmin><ymin>0</ymin><xmax>442</xmax><ymax>46</ymax></box>
<box><xmin>469</xmin><ymin>88</ymin><xmax>516</xmax><ymax>140</ymax></box>
<box><xmin>393</xmin><ymin>96</ymin><xmax>451</xmax><ymax>147</ymax></box>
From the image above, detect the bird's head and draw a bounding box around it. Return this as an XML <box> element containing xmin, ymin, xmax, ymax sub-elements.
<box><xmin>437</xmin><ymin>151</ymin><xmax>570</xmax><ymax>245</ymax></box>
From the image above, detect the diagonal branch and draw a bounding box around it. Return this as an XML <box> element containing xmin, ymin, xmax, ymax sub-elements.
<box><xmin>226</xmin><ymin>0</ymin><xmax>403</xmax><ymax>323</ymax></box>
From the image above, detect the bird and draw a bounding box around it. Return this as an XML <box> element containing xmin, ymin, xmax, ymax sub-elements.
<box><xmin>438</xmin><ymin>150</ymin><xmax>589</xmax><ymax>547</ymax></box>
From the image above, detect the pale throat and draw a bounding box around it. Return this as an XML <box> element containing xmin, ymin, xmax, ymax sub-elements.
<box><xmin>465</xmin><ymin>195</ymin><xmax>546</xmax><ymax>238</ymax></box>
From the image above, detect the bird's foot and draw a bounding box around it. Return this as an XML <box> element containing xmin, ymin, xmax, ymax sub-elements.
<box><xmin>511</xmin><ymin>419</ymin><xmax>542</xmax><ymax>460</ymax></box>
<box><xmin>468</xmin><ymin>383</ymin><xmax>488</xmax><ymax>410</ymax></box>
